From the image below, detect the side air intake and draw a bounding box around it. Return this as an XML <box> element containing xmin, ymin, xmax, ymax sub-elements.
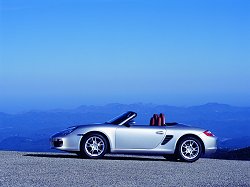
<box><xmin>161</xmin><ymin>135</ymin><xmax>174</xmax><ymax>145</ymax></box>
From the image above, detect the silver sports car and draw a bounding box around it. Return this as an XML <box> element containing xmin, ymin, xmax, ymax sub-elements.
<box><xmin>50</xmin><ymin>111</ymin><xmax>217</xmax><ymax>162</ymax></box>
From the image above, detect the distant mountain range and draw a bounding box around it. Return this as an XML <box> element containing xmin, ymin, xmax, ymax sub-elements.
<box><xmin>0</xmin><ymin>103</ymin><xmax>250</xmax><ymax>152</ymax></box>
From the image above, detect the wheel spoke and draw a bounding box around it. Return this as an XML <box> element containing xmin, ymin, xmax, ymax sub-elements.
<box><xmin>190</xmin><ymin>141</ymin><xmax>193</xmax><ymax>146</ymax></box>
<box><xmin>91</xmin><ymin>138</ymin><xmax>95</xmax><ymax>143</ymax></box>
<box><xmin>193</xmin><ymin>147</ymin><xmax>198</xmax><ymax>151</ymax></box>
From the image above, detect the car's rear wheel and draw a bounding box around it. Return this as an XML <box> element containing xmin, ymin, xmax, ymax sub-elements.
<box><xmin>80</xmin><ymin>133</ymin><xmax>108</xmax><ymax>159</ymax></box>
<box><xmin>177</xmin><ymin>137</ymin><xmax>202</xmax><ymax>162</ymax></box>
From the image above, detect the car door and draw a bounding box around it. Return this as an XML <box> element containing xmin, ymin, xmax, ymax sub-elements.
<box><xmin>115</xmin><ymin>125</ymin><xmax>166</xmax><ymax>149</ymax></box>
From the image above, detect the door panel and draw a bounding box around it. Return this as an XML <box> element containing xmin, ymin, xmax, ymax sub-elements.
<box><xmin>115</xmin><ymin>125</ymin><xmax>166</xmax><ymax>149</ymax></box>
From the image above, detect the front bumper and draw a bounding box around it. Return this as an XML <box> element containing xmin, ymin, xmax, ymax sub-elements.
<box><xmin>50</xmin><ymin>134</ymin><xmax>82</xmax><ymax>152</ymax></box>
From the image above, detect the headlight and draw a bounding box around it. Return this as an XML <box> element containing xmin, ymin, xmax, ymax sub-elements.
<box><xmin>60</xmin><ymin>126</ymin><xmax>78</xmax><ymax>136</ymax></box>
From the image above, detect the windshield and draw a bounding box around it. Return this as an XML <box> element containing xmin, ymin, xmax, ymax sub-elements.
<box><xmin>106</xmin><ymin>111</ymin><xmax>137</xmax><ymax>125</ymax></box>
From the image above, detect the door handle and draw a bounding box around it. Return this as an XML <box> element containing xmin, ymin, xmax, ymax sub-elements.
<box><xmin>156</xmin><ymin>131</ymin><xmax>164</xmax><ymax>134</ymax></box>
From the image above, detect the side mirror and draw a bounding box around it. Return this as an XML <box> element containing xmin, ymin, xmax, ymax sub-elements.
<box><xmin>128</xmin><ymin>120</ymin><xmax>136</xmax><ymax>125</ymax></box>
<box><xmin>129</xmin><ymin>120</ymin><xmax>136</xmax><ymax>124</ymax></box>
<box><xmin>124</xmin><ymin>120</ymin><xmax>135</xmax><ymax>127</ymax></box>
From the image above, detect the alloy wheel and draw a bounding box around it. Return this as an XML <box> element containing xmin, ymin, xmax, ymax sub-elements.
<box><xmin>180</xmin><ymin>139</ymin><xmax>200</xmax><ymax>160</ymax></box>
<box><xmin>84</xmin><ymin>136</ymin><xmax>105</xmax><ymax>157</ymax></box>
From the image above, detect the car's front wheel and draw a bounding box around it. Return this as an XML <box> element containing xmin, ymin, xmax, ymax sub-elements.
<box><xmin>177</xmin><ymin>137</ymin><xmax>202</xmax><ymax>162</ymax></box>
<box><xmin>80</xmin><ymin>133</ymin><xmax>108</xmax><ymax>159</ymax></box>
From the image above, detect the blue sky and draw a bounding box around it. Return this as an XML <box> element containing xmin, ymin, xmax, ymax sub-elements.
<box><xmin>1</xmin><ymin>0</ymin><xmax>250</xmax><ymax>112</ymax></box>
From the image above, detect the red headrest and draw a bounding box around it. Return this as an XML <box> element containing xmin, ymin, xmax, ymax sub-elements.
<box><xmin>153</xmin><ymin>114</ymin><xmax>159</xmax><ymax>119</ymax></box>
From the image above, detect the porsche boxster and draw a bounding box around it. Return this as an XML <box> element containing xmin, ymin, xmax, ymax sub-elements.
<box><xmin>50</xmin><ymin>111</ymin><xmax>217</xmax><ymax>162</ymax></box>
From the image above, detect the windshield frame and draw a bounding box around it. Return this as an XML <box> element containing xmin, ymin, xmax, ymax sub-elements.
<box><xmin>106</xmin><ymin>111</ymin><xmax>137</xmax><ymax>125</ymax></box>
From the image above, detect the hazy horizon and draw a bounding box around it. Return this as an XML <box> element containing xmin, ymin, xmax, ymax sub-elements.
<box><xmin>1</xmin><ymin>101</ymin><xmax>250</xmax><ymax>114</ymax></box>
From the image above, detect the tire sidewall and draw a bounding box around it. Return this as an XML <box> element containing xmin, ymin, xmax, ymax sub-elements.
<box><xmin>81</xmin><ymin>133</ymin><xmax>108</xmax><ymax>159</ymax></box>
<box><xmin>177</xmin><ymin>137</ymin><xmax>202</xmax><ymax>162</ymax></box>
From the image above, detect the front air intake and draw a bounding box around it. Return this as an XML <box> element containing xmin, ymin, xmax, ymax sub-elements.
<box><xmin>53</xmin><ymin>139</ymin><xmax>63</xmax><ymax>147</ymax></box>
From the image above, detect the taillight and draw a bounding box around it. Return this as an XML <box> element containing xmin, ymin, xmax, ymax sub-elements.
<box><xmin>203</xmin><ymin>130</ymin><xmax>215</xmax><ymax>137</ymax></box>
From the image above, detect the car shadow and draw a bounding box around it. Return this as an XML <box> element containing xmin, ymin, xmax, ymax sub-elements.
<box><xmin>23</xmin><ymin>153</ymin><xmax>170</xmax><ymax>162</ymax></box>
<box><xmin>104</xmin><ymin>155</ymin><xmax>166</xmax><ymax>161</ymax></box>
<box><xmin>23</xmin><ymin>153</ymin><xmax>80</xmax><ymax>159</ymax></box>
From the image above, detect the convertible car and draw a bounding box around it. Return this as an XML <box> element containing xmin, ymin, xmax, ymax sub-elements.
<box><xmin>50</xmin><ymin>111</ymin><xmax>217</xmax><ymax>162</ymax></box>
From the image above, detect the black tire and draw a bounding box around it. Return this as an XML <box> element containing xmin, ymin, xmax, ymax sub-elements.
<box><xmin>80</xmin><ymin>133</ymin><xmax>108</xmax><ymax>159</ymax></box>
<box><xmin>176</xmin><ymin>136</ymin><xmax>202</xmax><ymax>162</ymax></box>
<box><xmin>76</xmin><ymin>152</ymin><xmax>83</xmax><ymax>157</ymax></box>
<box><xmin>163</xmin><ymin>154</ymin><xmax>178</xmax><ymax>161</ymax></box>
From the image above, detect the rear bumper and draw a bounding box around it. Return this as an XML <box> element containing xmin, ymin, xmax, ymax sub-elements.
<box><xmin>205</xmin><ymin>147</ymin><xmax>217</xmax><ymax>154</ymax></box>
<box><xmin>199</xmin><ymin>133</ymin><xmax>217</xmax><ymax>155</ymax></box>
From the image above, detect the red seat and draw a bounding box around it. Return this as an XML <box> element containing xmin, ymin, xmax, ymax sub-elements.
<box><xmin>150</xmin><ymin>117</ymin><xmax>155</xmax><ymax>126</ymax></box>
<box><xmin>153</xmin><ymin>114</ymin><xmax>159</xmax><ymax>126</ymax></box>
<box><xmin>157</xmin><ymin>116</ymin><xmax>162</xmax><ymax>126</ymax></box>
<box><xmin>150</xmin><ymin>113</ymin><xmax>166</xmax><ymax>126</ymax></box>
<box><xmin>159</xmin><ymin>113</ymin><xmax>165</xmax><ymax>126</ymax></box>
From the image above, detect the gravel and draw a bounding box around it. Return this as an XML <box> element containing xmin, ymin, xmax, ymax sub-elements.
<box><xmin>0</xmin><ymin>151</ymin><xmax>249</xmax><ymax>187</ymax></box>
